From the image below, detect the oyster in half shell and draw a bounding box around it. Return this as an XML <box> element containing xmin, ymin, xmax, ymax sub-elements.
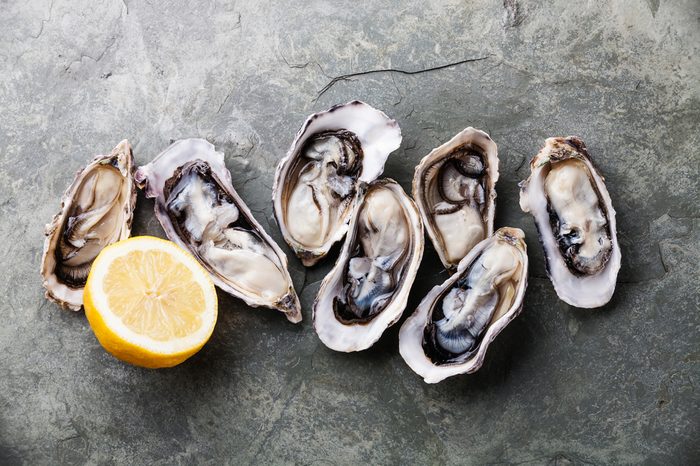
<box><xmin>519</xmin><ymin>136</ymin><xmax>620</xmax><ymax>308</ymax></box>
<box><xmin>135</xmin><ymin>139</ymin><xmax>301</xmax><ymax>323</ymax></box>
<box><xmin>41</xmin><ymin>140</ymin><xmax>137</xmax><ymax>310</ymax></box>
<box><xmin>413</xmin><ymin>128</ymin><xmax>498</xmax><ymax>273</ymax></box>
<box><xmin>314</xmin><ymin>179</ymin><xmax>424</xmax><ymax>352</ymax></box>
<box><xmin>399</xmin><ymin>228</ymin><xmax>528</xmax><ymax>383</ymax></box>
<box><xmin>272</xmin><ymin>101</ymin><xmax>402</xmax><ymax>266</ymax></box>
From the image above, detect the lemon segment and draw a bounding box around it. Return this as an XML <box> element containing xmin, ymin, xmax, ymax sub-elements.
<box><xmin>84</xmin><ymin>236</ymin><xmax>218</xmax><ymax>368</ymax></box>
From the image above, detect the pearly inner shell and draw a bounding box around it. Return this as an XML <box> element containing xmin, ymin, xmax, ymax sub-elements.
<box><xmin>272</xmin><ymin>100</ymin><xmax>402</xmax><ymax>267</ymax></box>
<box><xmin>55</xmin><ymin>162</ymin><xmax>131</xmax><ymax>286</ymax></box>
<box><xmin>425</xmin><ymin>147</ymin><xmax>489</xmax><ymax>264</ymax></box>
<box><xmin>413</xmin><ymin>127</ymin><xmax>499</xmax><ymax>273</ymax></box>
<box><xmin>41</xmin><ymin>140</ymin><xmax>136</xmax><ymax>311</ymax></box>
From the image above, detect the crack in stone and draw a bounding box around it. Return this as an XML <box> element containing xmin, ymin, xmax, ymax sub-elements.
<box><xmin>658</xmin><ymin>244</ymin><xmax>669</xmax><ymax>274</ymax></box>
<box><xmin>216</xmin><ymin>92</ymin><xmax>232</xmax><ymax>114</ymax></box>
<box><xmin>29</xmin><ymin>0</ymin><xmax>55</xmax><ymax>39</ymax></box>
<box><xmin>502</xmin><ymin>0</ymin><xmax>525</xmax><ymax>28</ymax></box>
<box><xmin>241</xmin><ymin>172</ymin><xmax>262</xmax><ymax>188</ymax></box>
<box><xmin>666</xmin><ymin>213</ymin><xmax>700</xmax><ymax>220</ymax></box>
<box><xmin>64</xmin><ymin>35</ymin><xmax>119</xmax><ymax>72</ymax></box>
<box><xmin>280</xmin><ymin>52</ymin><xmax>311</xmax><ymax>69</ymax></box>
<box><xmin>300</xmin><ymin>279</ymin><xmax>323</xmax><ymax>294</ymax></box>
<box><xmin>404</xmin><ymin>105</ymin><xmax>415</xmax><ymax>119</ymax></box>
<box><xmin>403</xmin><ymin>139</ymin><xmax>418</xmax><ymax>152</ymax></box>
<box><xmin>297</xmin><ymin>269</ymin><xmax>308</xmax><ymax>294</ymax></box>
<box><xmin>315</xmin><ymin>55</ymin><xmax>491</xmax><ymax>101</ymax></box>
<box><xmin>244</xmin><ymin>135</ymin><xmax>258</xmax><ymax>158</ymax></box>
<box><xmin>391</xmin><ymin>74</ymin><xmax>403</xmax><ymax>106</ymax></box>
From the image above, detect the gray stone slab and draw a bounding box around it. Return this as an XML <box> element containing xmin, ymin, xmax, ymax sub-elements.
<box><xmin>0</xmin><ymin>0</ymin><xmax>698</xmax><ymax>464</ymax></box>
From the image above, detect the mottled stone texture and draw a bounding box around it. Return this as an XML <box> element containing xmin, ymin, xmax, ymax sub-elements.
<box><xmin>0</xmin><ymin>0</ymin><xmax>698</xmax><ymax>464</ymax></box>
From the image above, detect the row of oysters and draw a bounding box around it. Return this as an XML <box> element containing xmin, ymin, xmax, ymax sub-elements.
<box><xmin>40</xmin><ymin>101</ymin><xmax>620</xmax><ymax>383</ymax></box>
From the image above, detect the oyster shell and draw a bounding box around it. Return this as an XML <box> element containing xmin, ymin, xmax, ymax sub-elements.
<box><xmin>272</xmin><ymin>101</ymin><xmax>402</xmax><ymax>266</ymax></box>
<box><xmin>314</xmin><ymin>179</ymin><xmax>424</xmax><ymax>352</ymax></box>
<box><xmin>399</xmin><ymin>227</ymin><xmax>528</xmax><ymax>383</ymax></box>
<box><xmin>413</xmin><ymin>127</ymin><xmax>499</xmax><ymax>273</ymax></box>
<box><xmin>519</xmin><ymin>136</ymin><xmax>620</xmax><ymax>308</ymax></box>
<box><xmin>41</xmin><ymin>140</ymin><xmax>136</xmax><ymax>310</ymax></box>
<box><xmin>135</xmin><ymin>139</ymin><xmax>302</xmax><ymax>323</ymax></box>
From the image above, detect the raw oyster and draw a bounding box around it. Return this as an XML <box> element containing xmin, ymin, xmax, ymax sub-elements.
<box><xmin>272</xmin><ymin>101</ymin><xmax>402</xmax><ymax>266</ymax></box>
<box><xmin>519</xmin><ymin>136</ymin><xmax>620</xmax><ymax>308</ymax></box>
<box><xmin>135</xmin><ymin>139</ymin><xmax>302</xmax><ymax>323</ymax></box>
<box><xmin>413</xmin><ymin>127</ymin><xmax>498</xmax><ymax>273</ymax></box>
<box><xmin>314</xmin><ymin>179</ymin><xmax>424</xmax><ymax>352</ymax></box>
<box><xmin>399</xmin><ymin>227</ymin><xmax>528</xmax><ymax>383</ymax></box>
<box><xmin>41</xmin><ymin>140</ymin><xmax>136</xmax><ymax>310</ymax></box>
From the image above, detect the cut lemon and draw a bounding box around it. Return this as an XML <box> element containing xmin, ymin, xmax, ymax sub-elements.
<box><xmin>84</xmin><ymin>236</ymin><xmax>218</xmax><ymax>368</ymax></box>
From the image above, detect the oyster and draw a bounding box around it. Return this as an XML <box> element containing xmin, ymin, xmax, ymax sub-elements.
<box><xmin>135</xmin><ymin>139</ymin><xmax>302</xmax><ymax>323</ymax></box>
<box><xmin>272</xmin><ymin>101</ymin><xmax>402</xmax><ymax>266</ymax></box>
<box><xmin>41</xmin><ymin>140</ymin><xmax>136</xmax><ymax>310</ymax></box>
<box><xmin>519</xmin><ymin>137</ymin><xmax>620</xmax><ymax>308</ymax></box>
<box><xmin>314</xmin><ymin>179</ymin><xmax>424</xmax><ymax>352</ymax></box>
<box><xmin>399</xmin><ymin>227</ymin><xmax>528</xmax><ymax>383</ymax></box>
<box><xmin>413</xmin><ymin>127</ymin><xmax>498</xmax><ymax>273</ymax></box>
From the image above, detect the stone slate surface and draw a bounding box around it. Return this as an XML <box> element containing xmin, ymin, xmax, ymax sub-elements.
<box><xmin>1</xmin><ymin>0</ymin><xmax>698</xmax><ymax>464</ymax></box>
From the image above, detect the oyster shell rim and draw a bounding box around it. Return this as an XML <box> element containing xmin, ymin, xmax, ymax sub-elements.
<box><xmin>313</xmin><ymin>178</ymin><xmax>425</xmax><ymax>352</ymax></box>
<box><xmin>519</xmin><ymin>136</ymin><xmax>621</xmax><ymax>308</ymax></box>
<box><xmin>398</xmin><ymin>227</ymin><xmax>528</xmax><ymax>384</ymax></box>
<box><xmin>272</xmin><ymin>100</ymin><xmax>402</xmax><ymax>267</ymax></box>
<box><xmin>135</xmin><ymin>138</ymin><xmax>302</xmax><ymax>323</ymax></box>
<box><xmin>412</xmin><ymin>127</ymin><xmax>499</xmax><ymax>274</ymax></box>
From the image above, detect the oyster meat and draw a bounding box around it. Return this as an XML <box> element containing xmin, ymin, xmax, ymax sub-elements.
<box><xmin>413</xmin><ymin>127</ymin><xmax>498</xmax><ymax>273</ymax></box>
<box><xmin>399</xmin><ymin>227</ymin><xmax>528</xmax><ymax>383</ymax></box>
<box><xmin>41</xmin><ymin>140</ymin><xmax>136</xmax><ymax>310</ymax></box>
<box><xmin>314</xmin><ymin>179</ymin><xmax>424</xmax><ymax>352</ymax></box>
<box><xmin>272</xmin><ymin>101</ymin><xmax>402</xmax><ymax>266</ymax></box>
<box><xmin>135</xmin><ymin>139</ymin><xmax>302</xmax><ymax>323</ymax></box>
<box><xmin>519</xmin><ymin>136</ymin><xmax>620</xmax><ymax>308</ymax></box>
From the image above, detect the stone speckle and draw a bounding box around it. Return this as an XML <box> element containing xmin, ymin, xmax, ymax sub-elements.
<box><xmin>1</xmin><ymin>0</ymin><xmax>698</xmax><ymax>464</ymax></box>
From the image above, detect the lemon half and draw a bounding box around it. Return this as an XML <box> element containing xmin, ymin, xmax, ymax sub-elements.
<box><xmin>84</xmin><ymin>236</ymin><xmax>218</xmax><ymax>368</ymax></box>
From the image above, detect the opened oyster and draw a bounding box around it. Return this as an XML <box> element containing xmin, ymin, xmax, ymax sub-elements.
<box><xmin>272</xmin><ymin>101</ymin><xmax>402</xmax><ymax>266</ymax></box>
<box><xmin>314</xmin><ymin>179</ymin><xmax>424</xmax><ymax>352</ymax></box>
<box><xmin>399</xmin><ymin>227</ymin><xmax>528</xmax><ymax>383</ymax></box>
<box><xmin>41</xmin><ymin>140</ymin><xmax>136</xmax><ymax>310</ymax></box>
<box><xmin>519</xmin><ymin>137</ymin><xmax>620</xmax><ymax>308</ymax></box>
<box><xmin>135</xmin><ymin>139</ymin><xmax>301</xmax><ymax>323</ymax></box>
<box><xmin>413</xmin><ymin>127</ymin><xmax>498</xmax><ymax>273</ymax></box>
